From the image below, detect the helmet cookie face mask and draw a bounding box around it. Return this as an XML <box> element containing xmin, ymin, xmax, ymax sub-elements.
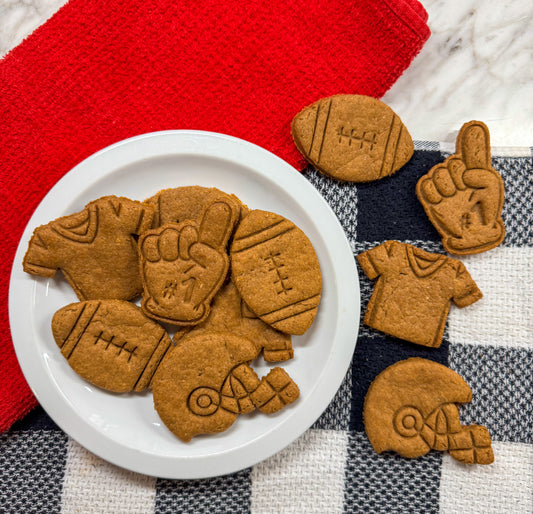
<box><xmin>363</xmin><ymin>358</ymin><xmax>494</xmax><ymax>465</ymax></box>
<box><xmin>152</xmin><ymin>333</ymin><xmax>299</xmax><ymax>442</ymax></box>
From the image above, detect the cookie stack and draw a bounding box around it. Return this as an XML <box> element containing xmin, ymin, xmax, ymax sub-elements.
<box><xmin>23</xmin><ymin>186</ymin><xmax>322</xmax><ymax>442</ymax></box>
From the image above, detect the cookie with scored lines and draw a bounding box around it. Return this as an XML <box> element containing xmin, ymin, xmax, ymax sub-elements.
<box><xmin>292</xmin><ymin>94</ymin><xmax>413</xmax><ymax>182</ymax></box>
<box><xmin>51</xmin><ymin>300</ymin><xmax>172</xmax><ymax>393</ymax></box>
<box><xmin>230</xmin><ymin>210</ymin><xmax>321</xmax><ymax>335</ymax></box>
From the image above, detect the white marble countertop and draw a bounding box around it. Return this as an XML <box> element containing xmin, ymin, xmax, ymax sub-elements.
<box><xmin>383</xmin><ymin>0</ymin><xmax>533</xmax><ymax>147</ymax></box>
<box><xmin>1</xmin><ymin>0</ymin><xmax>531</xmax><ymax>147</ymax></box>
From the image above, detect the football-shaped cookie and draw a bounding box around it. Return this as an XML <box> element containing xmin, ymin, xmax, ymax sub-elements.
<box><xmin>51</xmin><ymin>300</ymin><xmax>172</xmax><ymax>393</ymax></box>
<box><xmin>230</xmin><ymin>210</ymin><xmax>321</xmax><ymax>335</ymax></box>
<box><xmin>291</xmin><ymin>94</ymin><xmax>413</xmax><ymax>182</ymax></box>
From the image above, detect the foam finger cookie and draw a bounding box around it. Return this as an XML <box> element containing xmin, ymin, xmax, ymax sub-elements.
<box><xmin>416</xmin><ymin>120</ymin><xmax>505</xmax><ymax>254</ymax></box>
<box><xmin>139</xmin><ymin>198</ymin><xmax>237</xmax><ymax>325</ymax></box>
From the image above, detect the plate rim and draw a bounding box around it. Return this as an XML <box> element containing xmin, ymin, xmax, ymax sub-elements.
<box><xmin>9</xmin><ymin>130</ymin><xmax>360</xmax><ymax>479</ymax></box>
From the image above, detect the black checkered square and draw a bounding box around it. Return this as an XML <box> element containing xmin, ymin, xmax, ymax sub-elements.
<box><xmin>349</xmin><ymin>333</ymin><xmax>449</xmax><ymax>432</ymax></box>
<box><xmin>0</xmin><ymin>430</ymin><xmax>68</xmax><ymax>514</ymax></box>
<box><xmin>495</xmin><ymin>156</ymin><xmax>533</xmax><ymax>247</ymax></box>
<box><xmin>155</xmin><ymin>469</ymin><xmax>251</xmax><ymax>513</ymax></box>
<box><xmin>344</xmin><ymin>432</ymin><xmax>441</xmax><ymax>513</ymax></box>
<box><xmin>448</xmin><ymin>343</ymin><xmax>533</xmax><ymax>444</ymax></box>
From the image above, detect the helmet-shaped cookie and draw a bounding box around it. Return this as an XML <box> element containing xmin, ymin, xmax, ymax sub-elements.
<box><xmin>364</xmin><ymin>358</ymin><xmax>473</xmax><ymax>458</ymax></box>
<box><xmin>291</xmin><ymin>94</ymin><xmax>413</xmax><ymax>182</ymax></box>
<box><xmin>51</xmin><ymin>300</ymin><xmax>172</xmax><ymax>393</ymax></box>
<box><xmin>230</xmin><ymin>210</ymin><xmax>322</xmax><ymax>335</ymax></box>
<box><xmin>152</xmin><ymin>333</ymin><xmax>260</xmax><ymax>442</ymax></box>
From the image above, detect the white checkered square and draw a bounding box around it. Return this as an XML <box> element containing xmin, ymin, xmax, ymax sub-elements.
<box><xmin>448</xmin><ymin>247</ymin><xmax>533</xmax><ymax>349</ymax></box>
<box><xmin>439</xmin><ymin>441</ymin><xmax>533</xmax><ymax>514</ymax></box>
<box><xmin>60</xmin><ymin>438</ymin><xmax>156</xmax><ymax>514</ymax></box>
<box><xmin>251</xmin><ymin>429</ymin><xmax>348</xmax><ymax>514</ymax></box>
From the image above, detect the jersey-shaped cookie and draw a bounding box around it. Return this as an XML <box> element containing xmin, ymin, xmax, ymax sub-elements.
<box><xmin>173</xmin><ymin>280</ymin><xmax>294</xmax><ymax>362</ymax></box>
<box><xmin>364</xmin><ymin>358</ymin><xmax>494</xmax><ymax>464</ymax></box>
<box><xmin>230</xmin><ymin>210</ymin><xmax>322</xmax><ymax>335</ymax></box>
<box><xmin>23</xmin><ymin>196</ymin><xmax>155</xmax><ymax>301</ymax></box>
<box><xmin>357</xmin><ymin>241</ymin><xmax>482</xmax><ymax>347</ymax></box>
<box><xmin>52</xmin><ymin>300</ymin><xmax>172</xmax><ymax>393</ymax></box>
<box><xmin>292</xmin><ymin>94</ymin><xmax>413</xmax><ymax>182</ymax></box>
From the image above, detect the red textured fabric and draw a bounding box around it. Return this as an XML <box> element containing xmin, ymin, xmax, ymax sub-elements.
<box><xmin>0</xmin><ymin>0</ymin><xmax>429</xmax><ymax>432</ymax></box>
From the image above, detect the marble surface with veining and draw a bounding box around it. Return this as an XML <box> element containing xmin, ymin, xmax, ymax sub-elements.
<box><xmin>383</xmin><ymin>0</ymin><xmax>533</xmax><ymax>147</ymax></box>
<box><xmin>1</xmin><ymin>0</ymin><xmax>532</xmax><ymax>146</ymax></box>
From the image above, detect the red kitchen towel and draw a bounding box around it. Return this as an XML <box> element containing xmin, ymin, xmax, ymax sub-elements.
<box><xmin>0</xmin><ymin>0</ymin><xmax>429</xmax><ymax>432</ymax></box>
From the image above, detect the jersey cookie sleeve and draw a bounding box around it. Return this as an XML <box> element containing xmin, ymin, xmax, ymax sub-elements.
<box><xmin>104</xmin><ymin>196</ymin><xmax>155</xmax><ymax>234</ymax></box>
<box><xmin>452</xmin><ymin>262</ymin><xmax>483</xmax><ymax>308</ymax></box>
<box><xmin>22</xmin><ymin>226</ymin><xmax>60</xmax><ymax>277</ymax></box>
<box><xmin>356</xmin><ymin>240</ymin><xmax>395</xmax><ymax>280</ymax></box>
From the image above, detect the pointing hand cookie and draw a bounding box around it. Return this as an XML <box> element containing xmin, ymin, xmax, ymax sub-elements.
<box><xmin>416</xmin><ymin>121</ymin><xmax>505</xmax><ymax>255</ymax></box>
<box><xmin>139</xmin><ymin>198</ymin><xmax>238</xmax><ymax>325</ymax></box>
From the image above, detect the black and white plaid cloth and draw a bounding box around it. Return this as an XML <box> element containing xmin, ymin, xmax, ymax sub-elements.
<box><xmin>1</xmin><ymin>143</ymin><xmax>532</xmax><ymax>513</ymax></box>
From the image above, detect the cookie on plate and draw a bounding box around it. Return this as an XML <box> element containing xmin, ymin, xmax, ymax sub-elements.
<box><xmin>144</xmin><ymin>186</ymin><xmax>246</xmax><ymax>228</ymax></box>
<box><xmin>139</xmin><ymin>197</ymin><xmax>238</xmax><ymax>325</ymax></box>
<box><xmin>173</xmin><ymin>280</ymin><xmax>294</xmax><ymax>362</ymax></box>
<box><xmin>230</xmin><ymin>210</ymin><xmax>322</xmax><ymax>335</ymax></box>
<box><xmin>23</xmin><ymin>196</ymin><xmax>155</xmax><ymax>301</ymax></box>
<box><xmin>152</xmin><ymin>333</ymin><xmax>299</xmax><ymax>442</ymax></box>
<box><xmin>51</xmin><ymin>300</ymin><xmax>172</xmax><ymax>393</ymax></box>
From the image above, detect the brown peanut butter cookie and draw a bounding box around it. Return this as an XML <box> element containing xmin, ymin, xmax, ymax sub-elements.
<box><xmin>23</xmin><ymin>196</ymin><xmax>155</xmax><ymax>301</ymax></box>
<box><xmin>139</xmin><ymin>197</ymin><xmax>238</xmax><ymax>325</ymax></box>
<box><xmin>152</xmin><ymin>333</ymin><xmax>299</xmax><ymax>442</ymax></box>
<box><xmin>357</xmin><ymin>241</ymin><xmax>482</xmax><ymax>348</ymax></box>
<box><xmin>291</xmin><ymin>94</ymin><xmax>413</xmax><ymax>182</ymax></box>
<box><xmin>230</xmin><ymin>210</ymin><xmax>322</xmax><ymax>335</ymax></box>
<box><xmin>173</xmin><ymin>280</ymin><xmax>294</xmax><ymax>362</ymax></box>
<box><xmin>249</xmin><ymin>367</ymin><xmax>300</xmax><ymax>414</ymax></box>
<box><xmin>416</xmin><ymin>121</ymin><xmax>505</xmax><ymax>255</ymax></box>
<box><xmin>51</xmin><ymin>300</ymin><xmax>172</xmax><ymax>393</ymax></box>
<box><xmin>144</xmin><ymin>186</ymin><xmax>246</xmax><ymax>227</ymax></box>
<box><xmin>364</xmin><ymin>358</ymin><xmax>494</xmax><ymax>464</ymax></box>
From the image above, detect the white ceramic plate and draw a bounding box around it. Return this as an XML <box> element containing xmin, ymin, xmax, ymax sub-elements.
<box><xmin>9</xmin><ymin>131</ymin><xmax>360</xmax><ymax>479</ymax></box>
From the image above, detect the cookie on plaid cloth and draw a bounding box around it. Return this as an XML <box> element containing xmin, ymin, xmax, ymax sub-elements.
<box><xmin>364</xmin><ymin>357</ymin><xmax>494</xmax><ymax>464</ymax></box>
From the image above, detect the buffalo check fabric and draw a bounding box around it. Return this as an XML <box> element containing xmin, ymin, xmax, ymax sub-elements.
<box><xmin>1</xmin><ymin>144</ymin><xmax>532</xmax><ymax>513</ymax></box>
